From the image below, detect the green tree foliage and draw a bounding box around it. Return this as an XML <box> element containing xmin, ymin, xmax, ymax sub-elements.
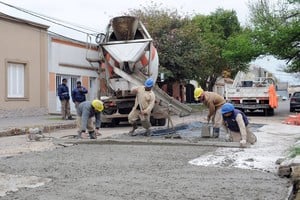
<box><xmin>127</xmin><ymin>4</ymin><xmax>262</xmax><ymax>90</ymax></box>
<box><xmin>249</xmin><ymin>0</ymin><xmax>300</xmax><ymax>72</ymax></box>
<box><xmin>191</xmin><ymin>9</ymin><xmax>248</xmax><ymax>90</ymax></box>
<box><xmin>126</xmin><ymin>3</ymin><xmax>192</xmax><ymax>81</ymax></box>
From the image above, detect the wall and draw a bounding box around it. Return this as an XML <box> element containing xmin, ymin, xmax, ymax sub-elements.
<box><xmin>0</xmin><ymin>14</ymin><xmax>48</xmax><ymax>117</ymax></box>
<box><xmin>48</xmin><ymin>36</ymin><xmax>100</xmax><ymax>115</ymax></box>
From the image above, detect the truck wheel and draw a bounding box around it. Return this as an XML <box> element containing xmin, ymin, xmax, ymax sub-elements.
<box><xmin>111</xmin><ymin>119</ymin><xmax>120</xmax><ymax>126</ymax></box>
<box><xmin>150</xmin><ymin>118</ymin><xmax>166</xmax><ymax>126</ymax></box>
<box><xmin>267</xmin><ymin>108</ymin><xmax>274</xmax><ymax>116</ymax></box>
<box><xmin>158</xmin><ymin>118</ymin><xmax>166</xmax><ymax>126</ymax></box>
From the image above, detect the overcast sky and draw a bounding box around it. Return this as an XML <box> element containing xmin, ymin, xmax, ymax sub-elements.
<box><xmin>1</xmin><ymin>0</ymin><xmax>298</xmax><ymax>84</ymax></box>
<box><xmin>0</xmin><ymin>0</ymin><xmax>257</xmax><ymax>41</ymax></box>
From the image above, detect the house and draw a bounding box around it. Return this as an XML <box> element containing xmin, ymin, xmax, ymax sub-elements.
<box><xmin>0</xmin><ymin>12</ymin><xmax>49</xmax><ymax>117</ymax></box>
<box><xmin>0</xmin><ymin>12</ymin><xmax>101</xmax><ymax>117</ymax></box>
<box><xmin>47</xmin><ymin>34</ymin><xmax>100</xmax><ymax>115</ymax></box>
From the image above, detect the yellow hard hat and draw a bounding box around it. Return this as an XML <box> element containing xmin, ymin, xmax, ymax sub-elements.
<box><xmin>194</xmin><ymin>87</ymin><xmax>204</xmax><ymax>100</ymax></box>
<box><xmin>92</xmin><ymin>99</ymin><xmax>104</xmax><ymax>112</ymax></box>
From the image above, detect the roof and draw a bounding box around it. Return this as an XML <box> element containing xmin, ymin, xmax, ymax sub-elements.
<box><xmin>0</xmin><ymin>12</ymin><xmax>49</xmax><ymax>30</ymax></box>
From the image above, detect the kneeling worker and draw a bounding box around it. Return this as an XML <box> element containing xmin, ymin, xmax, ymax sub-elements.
<box><xmin>77</xmin><ymin>99</ymin><xmax>104</xmax><ymax>139</ymax></box>
<box><xmin>221</xmin><ymin>103</ymin><xmax>257</xmax><ymax>147</ymax></box>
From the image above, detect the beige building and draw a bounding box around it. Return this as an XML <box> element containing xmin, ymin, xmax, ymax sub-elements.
<box><xmin>0</xmin><ymin>12</ymin><xmax>49</xmax><ymax>117</ymax></box>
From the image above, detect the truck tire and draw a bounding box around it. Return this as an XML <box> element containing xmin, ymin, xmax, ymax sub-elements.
<box><xmin>150</xmin><ymin>117</ymin><xmax>166</xmax><ymax>126</ymax></box>
<box><xmin>267</xmin><ymin>108</ymin><xmax>274</xmax><ymax>116</ymax></box>
<box><xmin>158</xmin><ymin>118</ymin><xmax>166</xmax><ymax>126</ymax></box>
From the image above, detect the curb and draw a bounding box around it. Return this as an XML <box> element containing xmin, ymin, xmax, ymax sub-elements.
<box><xmin>0</xmin><ymin>123</ymin><xmax>76</xmax><ymax>138</ymax></box>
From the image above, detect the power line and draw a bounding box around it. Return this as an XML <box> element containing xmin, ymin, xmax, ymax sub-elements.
<box><xmin>0</xmin><ymin>1</ymin><xmax>100</xmax><ymax>36</ymax></box>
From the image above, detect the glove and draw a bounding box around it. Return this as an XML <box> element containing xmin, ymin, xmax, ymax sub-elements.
<box><xmin>203</xmin><ymin>116</ymin><xmax>210</xmax><ymax>123</ymax></box>
<box><xmin>240</xmin><ymin>139</ymin><xmax>247</xmax><ymax>147</ymax></box>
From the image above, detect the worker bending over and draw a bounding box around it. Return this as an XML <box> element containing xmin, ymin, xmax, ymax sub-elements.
<box><xmin>221</xmin><ymin>103</ymin><xmax>257</xmax><ymax>147</ymax></box>
<box><xmin>194</xmin><ymin>87</ymin><xmax>225</xmax><ymax>138</ymax></box>
<box><xmin>77</xmin><ymin>99</ymin><xmax>104</xmax><ymax>139</ymax></box>
<box><xmin>128</xmin><ymin>77</ymin><xmax>156</xmax><ymax>136</ymax></box>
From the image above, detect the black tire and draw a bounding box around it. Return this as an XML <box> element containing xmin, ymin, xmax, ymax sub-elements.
<box><xmin>150</xmin><ymin>118</ymin><xmax>166</xmax><ymax>126</ymax></box>
<box><xmin>158</xmin><ymin>118</ymin><xmax>166</xmax><ymax>126</ymax></box>
<box><xmin>111</xmin><ymin>118</ymin><xmax>120</xmax><ymax>126</ymax></box>
<box><xmin>267</xmin><ymin>108</ymin><xmax>274</xmax><ymax>116</ymax></box>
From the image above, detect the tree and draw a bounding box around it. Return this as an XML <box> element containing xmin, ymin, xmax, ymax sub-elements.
<box><xmin>126</xmin><ymin>3</ymin><xmax>192</xmax><ymax>81</ymax></box>
<box><xmin>248</xmin><ymin>0</ymin><xmax>300</xmax><ymax>72</ymax></box>
<box><xmin>191</xmin><ymin>9</ymin><xmax>247</xmax><ymax>90</ymax></box>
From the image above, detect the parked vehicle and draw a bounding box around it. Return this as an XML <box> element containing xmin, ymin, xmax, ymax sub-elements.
<box><xmin>87</xmin><ymin>16</ymin><xmax>192</xmax><ymax>126</ymax></box>
<box><xmin>226</xmin><ymin>71</ymin><xmax>278</xmax><ymax>116</ymax></box>
<box><xmin>290</xmin><ymin>92</ymin><xmax>300</xmax><ymax>112</ymax></box>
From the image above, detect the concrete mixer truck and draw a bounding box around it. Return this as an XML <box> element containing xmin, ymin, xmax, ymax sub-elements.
<box><xmin>87</xmin><ymin>16</ymin><xmax>192</xmax><ymax>127</ymax></box>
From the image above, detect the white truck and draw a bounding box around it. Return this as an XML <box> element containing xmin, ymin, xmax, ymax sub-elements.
<box><xmin>87</xmin><ymin>16</ymin><xmax>192</xmax><ymax>126</ymax></box>
<box><xmin>226</xmin><ymin>71</ymin><xmax>277</xmax><ymax>116</ymax></box>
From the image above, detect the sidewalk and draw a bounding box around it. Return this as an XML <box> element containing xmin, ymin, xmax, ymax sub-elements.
<box><xmin>0</xmin><ymin>115</ymin><xmax>76</xmax><ymax>137</ymax></box>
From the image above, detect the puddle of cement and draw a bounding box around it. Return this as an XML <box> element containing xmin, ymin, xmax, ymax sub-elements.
<box><xmin>151</xmin><ymin>122</ymin><xmax>264</xmax><ymax>138</ymax></box>
<box><xmin>0</xmin><ymin>172</ymin><xmax>51</xmax><ymax>197</ymax></box>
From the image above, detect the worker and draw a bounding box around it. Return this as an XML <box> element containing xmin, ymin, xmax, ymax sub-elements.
<box><xmin>57</xmin><ymin>78</ymin><xmax>73</xmax><ymax>120</ymax></box>
<box><xmin>77</xmin><ymin>99</ymin><xmax>104</xmax><ymax>139</ymax></box>
<box><xmin>72</xmin><ymin>81</ymin><xmax>88</xmax><ymax>110</ymax></box>
<box><xmin>194</xmin><ymin>87</ymin><xmax>225</xmax><ymax>138</ymax></box>
<box><xmin>221</xmin><ymin>103</ymin><xmax>257</xmax><ymax>147</ymax></box>
<box><xmin>128</xmin><ymin>77</ymin><xmax>156</xmax><ymax>136</ymax></box>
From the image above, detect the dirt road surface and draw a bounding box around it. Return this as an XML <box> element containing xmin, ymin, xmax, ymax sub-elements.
<box><xmin>0</xmin><ymin>100</ymin><xmax>297</xmax><ymax>200</ymax></box>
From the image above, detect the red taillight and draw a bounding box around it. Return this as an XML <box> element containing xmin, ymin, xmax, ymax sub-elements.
<box><xmin>109</xmin><ymin>101</ymin><xmax>116</xmax><ymax>107</ymax></box>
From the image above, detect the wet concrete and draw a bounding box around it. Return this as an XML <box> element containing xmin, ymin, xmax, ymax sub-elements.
<box><xmin>0</xmin><ymin>144</ymin><xmax>292</xmax><ymax>200</ymax></box>
<box><xmin>0</xmin><ymin>105</ymin><xmax>294</xmax><ymax>199</ymax></box>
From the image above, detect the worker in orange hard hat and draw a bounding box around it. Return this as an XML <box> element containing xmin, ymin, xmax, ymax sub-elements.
<box><xmin>194</xmin><ymin>87</ymin><xmax>226</xmax><ymax>138</ymax></box>
<box><xmin>128</xmin><ymin>77</ymin><xmax>156</xmax><ymax>136</ymax></box>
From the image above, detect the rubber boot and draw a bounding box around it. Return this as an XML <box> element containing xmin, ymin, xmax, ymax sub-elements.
<box><xmin>144</xmin><ymin>128</ymin><xmax>152</xmax><ymax>137</ymax></box>
<box><xmin>77</xmin><ymin>131</ymin><xmax>82</xmax><ymax>139</ymax></box>
<box><xmin>212</xmin><ymin>128</ymin><xmax>220</xmax><ymax>138</ymax></box>
<box><xmin>129</xmin><ymin>122</ymin><xmax>138</xmax><ymax>136</ymax></box>
<box><xmin>89</xmin><ymin>131</ymin><xmax>97</xmax><ymax>139</ymax></box>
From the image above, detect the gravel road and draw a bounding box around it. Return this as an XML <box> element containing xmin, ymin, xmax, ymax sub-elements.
<box><xmin>0</xmin><ymin>100</ymin><xmax>295</xmax><ymax>199</ymax></box>
<box><xmin>0</xmin><ymin>142</ymin><xmax>292</xmax><ymax>200</ymax></box>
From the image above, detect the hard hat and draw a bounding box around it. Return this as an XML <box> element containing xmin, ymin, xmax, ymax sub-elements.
<box><xmin>144</xmin><ymin>78</ymin><xmax>154</xmax><ymax>88</ymax></box>
<box><xmin>92</xmin><ymin>99</ymin><xmax>104</xmax><ymax>112</ymax></box>
<box><xmin>194</xmin><ymin>87</ymin><xmax>204</xmax><ymax>100</ymax></box>
<box><xmin>221</xmin><ymin>103</ymin><xmax>235</xmax><ymax>114</ymax></box>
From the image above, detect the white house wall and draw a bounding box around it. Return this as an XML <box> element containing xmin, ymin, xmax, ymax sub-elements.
<box><xmin>48</xmin><ymin>36</ymin><xmax>100</xmax><ymax>115</ymax></box>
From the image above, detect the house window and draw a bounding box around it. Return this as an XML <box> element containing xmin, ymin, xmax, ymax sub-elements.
<box><xmin>6</xmin><ymin>62</ymin><xmax>27</xmax><ymax>99</ymax></box>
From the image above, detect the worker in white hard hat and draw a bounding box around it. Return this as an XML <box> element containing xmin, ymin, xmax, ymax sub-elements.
<box><xmin>128</xmin><ymin>77</ymin><xmax>156</xmax><ymax>136</ymax></box>
<box><xmin>76</xmin><ymin>99</ymin><xmax>104</xmax><ymax>139</ymax></box>
<box><xmin>194</xmin><ymin>87</ymin><xmax>226</xmax><ymax>138</ymax></box>
<box><xmin>221</xmin><ymin>103</ymin><xmax>257</xmax><ymax>147</ymax></box>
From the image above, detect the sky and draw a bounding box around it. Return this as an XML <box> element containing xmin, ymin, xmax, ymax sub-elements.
<box><xmin>0</xmin><ymin>0</ymin><xmax>258</xmax><ymax>41</ymax></box>
<box><xmin>0</xmin><ymin>0</ymin><xmax>298</xmax><ymax>84</ymax></box>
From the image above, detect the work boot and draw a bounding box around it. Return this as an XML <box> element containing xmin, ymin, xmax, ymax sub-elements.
<box><xmin>144</xmin><ymin>128</ymin><xmax>152</xmax><ymax>137</ymax></box>
<box><xmin>129</xmin><ymin>123</ymin><xmax>138</xmax><ymax>136</ymax></box>
<box><xmin>68</xmin><ymin>116</ymin><xmax>74</xmax><ymax>120</ymax></box>
<box><xmin>89</xmin><ymin>131</ymin><xmax>97</xmax><ymax>139</ymax></box>
<box><xmin>212</xmin><ymin>128</ymin><xmax>220</xmax><ymax>138</ymax></box>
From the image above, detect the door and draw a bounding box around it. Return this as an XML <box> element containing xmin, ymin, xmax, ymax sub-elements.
<box><xmin>56</xmin><ymin>75</ymin><xmax>79</xmax><ymax>113</ymax></box>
